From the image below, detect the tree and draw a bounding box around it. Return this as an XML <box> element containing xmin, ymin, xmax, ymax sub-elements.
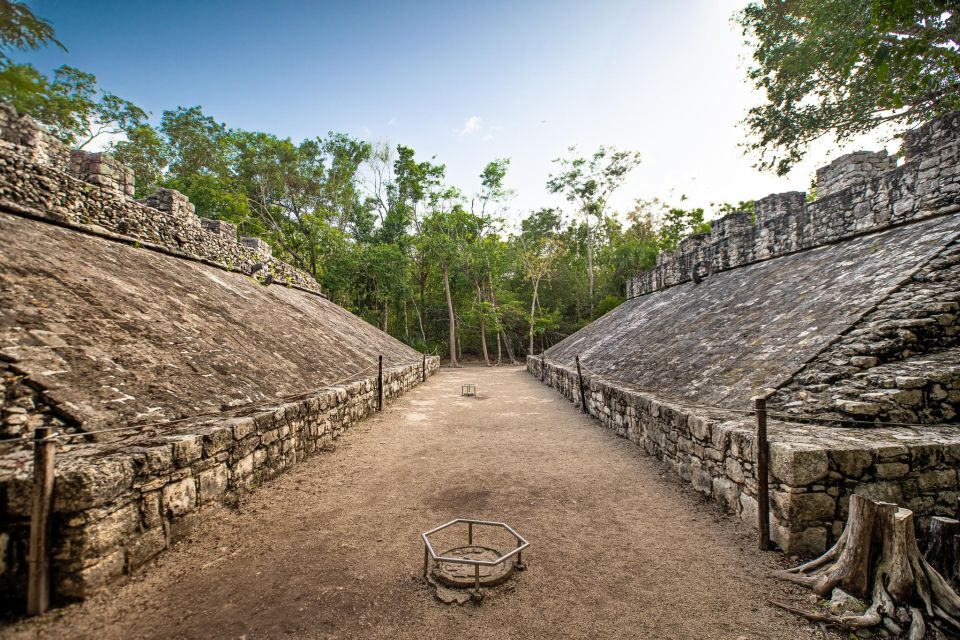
<box><xmin>520</xmin><ymin>235</ymin><xmax>561</xmax><ymax>355</ymax></box>
<box><xmin>547</xmin><ymin>146</ymin><xmax>641</xmax><ymax>313</ymax></box>
<box><xmin>0</xmin><ymin>0</ymin><xmax>63</xmax><ymax>65</ymax></box>
<box><xmin>421</xmin><ymin>193</ymin><xmax>474</xmax><ymax>367</ymax></box>
<box><xmin>737</xmin><ymin>0</ymin><xmax>960</xmax><ymax>175</ymax></box>
<box><xmin>0</xmin><ymin>64</ymin><xmax>147</xmax><ymax>147</ymax></box>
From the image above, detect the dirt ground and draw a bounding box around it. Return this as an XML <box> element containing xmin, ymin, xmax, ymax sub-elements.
<box><xmin>2</xmin><ymin>366</ymin><xmax>834</xmax><ymax>640</ymax></box>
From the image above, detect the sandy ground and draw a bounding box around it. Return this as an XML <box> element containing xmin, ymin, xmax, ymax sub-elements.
<box><xmin>2</xmin><ymin>366</ymin><xmax>834</xmax><ymax>640</ymax></box>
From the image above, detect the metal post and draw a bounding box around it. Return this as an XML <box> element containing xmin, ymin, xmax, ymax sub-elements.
<box><xmin>468</xmin><ymin>522</ymin><xmax>473</xmax><ymax>545</ymax></box>
<box><xmin>756</xmin><ymin>396</ymin><xmax>770</xmax><ymax>551</ymax></box>
<box><xmin>377</xmin><ymin>355</ymin><xmax>383</xmax><ymax>411</ymax></box>
<box><xmin>422</xmin><ymin>354</ymin><xmax>426</xmax><ymax>383</ymax></box>
<box><xmin>575</xmin><ymin>356</ymin><xmax>588</xmax><ymax>414</ymax></box>
<box><xmin>27</xmin><ymin>426</ymin><xmax>55</xmax><ymax>616</ymax></box>
<box><xmin>423</xmin><ymin>543</ymin><xmax>429</xmax><ymax>578</ymax></box>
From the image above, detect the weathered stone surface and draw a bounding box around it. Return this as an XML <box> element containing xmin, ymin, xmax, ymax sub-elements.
<box><xmin>770</xmin><ymin>445</ymin><xmax>829</xmax><ymax>486</ymax></box>
<box><xmin>161</xmin><ymin>478</ymin><xmax>197</xmax><ymax>518</ymax></box>
<box><xmin>546</xmin><ymin>216</ymin><xmax>959</xmax><ymax>409</ymax></box>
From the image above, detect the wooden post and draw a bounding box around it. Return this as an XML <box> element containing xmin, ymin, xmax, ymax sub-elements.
<box><xmin>755</xmin><ymin>396</ymin><xmax>770</xmax><ymax>551</ymax></box>
<box><xmin>27</xmin><ymin>426</ymin><xmax>55</xmax><ymax>616</ymax></box>
<box><xmin>540</xmin><ymin>356</ymin><xmax>545</xmax><ymax>381</ymax></box>
<box><xmin>377</xmin><ymin>355</ymin><xmax>383</xmax><ymax>411</ymax></box>
<box><xmin>422</xmin><ymin>354</ymin><xmax>426</xmax><ymax>383</ymax></box>
<box><xmin>575</xmin><ymin>356</ymin><xmax>588</xmax><ymax>414</ymax></box>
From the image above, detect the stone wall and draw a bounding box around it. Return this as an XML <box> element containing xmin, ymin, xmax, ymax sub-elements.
<box><xmin>626</xmin><ymin>114</ymin><xmax>960</xmax><ymax>299</ymax></box>
<box><xmin>0</xmin><ymin>103</ymin><xmax>318</xmax><ymax>294</ymax></box>
<box><xmin>527</xmin><ymin>356</ymin><xmax>960</xmax><ymax>556</ymax></box>
<box><xmin>0</xmin><ymin>357</ymin><xmax>439</xmax><ymax>612</ymax></box>
<box><xmin>772</xmin><ymin>240</ymin><xmax>960</xmax><ymax>423</ymax></box>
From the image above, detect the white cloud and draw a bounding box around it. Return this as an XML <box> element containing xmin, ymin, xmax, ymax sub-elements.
<box><xmin>387</xmin><ymin>117</ymin><xmax>397</xmax><ymax>126</ymax></box>
<box><xmin>458</xmin><ymin>115</ymin><xmax>482</xmax><ymax>136</ymax></box>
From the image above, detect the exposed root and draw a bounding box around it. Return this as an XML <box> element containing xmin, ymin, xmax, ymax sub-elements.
<box><xmin>772</xmin><ymin>494</ymin><xmax>960</xmax><ymax>639</ymax></box>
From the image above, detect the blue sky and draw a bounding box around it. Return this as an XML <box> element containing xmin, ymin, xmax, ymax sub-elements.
<box><xmin>21</xmin><ymin>0</ymin><xmax>892</xmax><ymax>226</ymax></box>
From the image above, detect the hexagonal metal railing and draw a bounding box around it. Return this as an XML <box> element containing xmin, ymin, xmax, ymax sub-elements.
<box><xmin>422</xmin><ymin>518</ymin><xmax>529</xmax><ymax>594</ymax></box>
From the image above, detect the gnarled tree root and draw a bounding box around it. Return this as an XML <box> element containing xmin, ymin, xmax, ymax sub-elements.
<box><xmin>772</xmin><ymin>494</ymin><xmax>960</xmax><ymax>639</ymax></box>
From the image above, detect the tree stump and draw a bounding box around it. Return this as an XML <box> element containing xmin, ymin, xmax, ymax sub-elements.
<box><xmin>773</xmin><ymin>494</ymin><xmax>960</xmax><ymax>638</ymax></box>
<box><xmin>926</xmin><ymin>516</ymin><xmax>960</xmax><ymax>590</ymax></box>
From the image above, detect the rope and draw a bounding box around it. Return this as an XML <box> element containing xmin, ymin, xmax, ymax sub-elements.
<box><xmin>0</xmin><ymin>356</ymin><xmax>432</xmax><ymax>445</ymax></box>
<box><xmin>543</xmin><ymin>356</ymin><xmax>960</xmax><ymax>430</ymax></box>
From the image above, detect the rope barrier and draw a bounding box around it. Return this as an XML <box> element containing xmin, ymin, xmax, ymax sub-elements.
<box><xmin>541</xmin><ymin>355</ymin><xmax>959</xmax><ymax>430</ymax></box>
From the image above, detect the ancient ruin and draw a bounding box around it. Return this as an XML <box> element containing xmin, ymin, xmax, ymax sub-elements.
<box><xmin>0</xmin><ymin>104</ymin><xmax>439</xmax><ymax>612</ymax></box>
<box><xmin>530</xmin><ymin>112</ymin><xmax>960</xmax><ymax>556</ymax></box>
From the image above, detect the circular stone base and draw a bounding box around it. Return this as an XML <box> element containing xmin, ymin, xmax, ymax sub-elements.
<box><xmin>431</xmin><ymin>545</ymin><xmax>515</xmax><ymax>588</ymax></box>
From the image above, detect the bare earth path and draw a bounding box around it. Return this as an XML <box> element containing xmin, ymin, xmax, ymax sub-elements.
<box><xmin>3</xmin><ymin>366</ymin><xmax>826</xmax><ymax>640</ymax></box>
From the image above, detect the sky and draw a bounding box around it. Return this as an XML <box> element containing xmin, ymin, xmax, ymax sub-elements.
<box><xmin>20</xmin><ymin>0</ymin><xmax>895</xmax><ymax>228</ymax></box>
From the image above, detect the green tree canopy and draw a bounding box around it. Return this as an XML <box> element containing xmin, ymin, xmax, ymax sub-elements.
<box><xmin>738</xmin><ymin>0</ymin><xmax>960</xmax><ymax>175</ymax></box>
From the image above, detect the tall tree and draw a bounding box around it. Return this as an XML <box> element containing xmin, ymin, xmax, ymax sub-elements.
<box><xmin>0</xmin><ymin>0</ymin><xmax>63</xmax><ymax>64</ymax></box>
<box><xmin>738</xmin><ymin>0</ymin><xmax>960</xmax><ymax>175</ymax></box>
<box><xmin>547</xmin><ymin>146</ymin><xmax>641</xmax><ymax>313</ymax></box>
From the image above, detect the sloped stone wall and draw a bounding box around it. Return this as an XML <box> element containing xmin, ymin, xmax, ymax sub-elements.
<box><xmin>0</xmin><ymin>358</ymin><xmax>439</xmax><ymax>612</ymax></box>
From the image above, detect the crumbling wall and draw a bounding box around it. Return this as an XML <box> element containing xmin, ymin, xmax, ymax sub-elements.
<box><xmin>0</xmin><ymin>103</ymin><xmax>316</xmax><ymax>293</ymax></box>
<box><xmin>626</xmin><ymin>115</ymin><xmax>960</xmax><ymax>299</ymax></box>
<box><xmin>0</xmin><ymin>358</ymin><xmax>439</xmax><ymax>611</ymax></box>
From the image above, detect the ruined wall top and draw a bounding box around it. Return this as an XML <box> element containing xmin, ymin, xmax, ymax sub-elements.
<box><xmin>626</xmin><ymin>111</ymin><xmax>960</xmax><ymax>299</ymax></box>
<box><xmin>0</xmin><ymin>102</ymin><xmax>318</xmax><ymax>294</ymax></box>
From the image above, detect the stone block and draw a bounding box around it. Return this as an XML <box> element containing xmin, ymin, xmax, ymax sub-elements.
<box><xmin>198</xmin><ymin>464</ymin><xmax>229</xmax><ymax>503</ymax></box>
<box><xmin>57</xmin><ymin>548</ymin><xmax>126</xmax><ymax>600</ymax></box>
<box><xmin>876</xmin><ymin>462</ymin><xmax>910</xmax><ymax>478</ymax></box>
<box><xmin>918</xmin><ymin>469</ymin><xmax>958</xmax><ymax>491</ymax></box>
<box><xmin>171</xmin><ymin>435</ymin><xmax>203</xmax><ymax>467</ymax></box>
<box><xmin>127</xmin><ymin>528</ymin><xmax>166</xmax><ymax>572</ymax></box>
<box><xmin>202</xmin><ymin>426</ymin><xmax>233</xmax><ymax>457</ymax></box>
<box><xmin>770</xmin><ymin>444</ymin><xmax>829</xmax><ymax>486</ymax></box>
<box><xmin>830</xmin><ymin>449</ymin><xmax>873</xmax><ymax>478</ymax></box>
<box><xmin>161</xmin><ymin>477</ymin><xmax>197</xmax><ymax>518</ymax></box>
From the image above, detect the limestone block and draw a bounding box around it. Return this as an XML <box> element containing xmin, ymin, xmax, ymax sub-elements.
<box><xmin>769</xmin><ymin>443</ymin><xmax>829</xmax><ymax>486</ymax></box>
<box><xmin>202</xmin><ymin>426</ymin><xmax>233</xmax><ymax>457</ymax></box>
<box><xmin>876</xmin><ymin>462</ymin><xmax>910</xmax><ymax>478</ymax></box>
<box><xmin>127</xmin><ymin>528</ymin><xmax>166</xmax><ymax>572</ymax></box>
<box><xmin>198</xmin><ymin>464</ymin><xmax>229</xmax><ymax>503</ymax></box>
<box><xmin>171</xmin><ymin>435</ymin><xmax>203</xmax><ymax>467</ymax></box>
<box><xmin>771</xmin><ymin>490</ymin><xmax>836</xmax><ymax>522</ymax></box>
<box><xmin>918</xmin><ymin>468</ymin><xmax>958</xmax><ymax>491</ymax></box>
<box><xmin>161</xmin><ymin>477</ymin><xmax>197</xmax><ymax>518</ymax></box>
<box><xmin>830</xmin><ymin>449</ymin><xmax>873</xmax><ymax>478</ymax></box>
<box><xmin>57</xmin><ymin>548</ymin><xmax>126</xmax><ymax>599</ymax></box>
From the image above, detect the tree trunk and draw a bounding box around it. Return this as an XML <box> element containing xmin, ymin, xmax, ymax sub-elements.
<box><xmin>381</xmin><ymin>303</ymin><xmax>389</xmax><ymax>332</ymax></box>
<box><xmin>529</xmin><ymin>277</ymin><xmax>540</xmax><ymax>356</ymax></box>
<box><xmin>501</xmin><ymin>331</ymin><xmax>517</xmax><ymax>364</ymax></box>
<box><xmin>412</xmin><ymin>298</ymin><xmax>426</xmax><ymax>344</ymax></box>
<box><xmin>926</xmin><ymin>517</ymin><xmax>960</xmax><ymax>589</ymax></box>
<box><xmin>773</xmin><ymin>495</ymin><xmax>960</xmax><ymax>637</ymax></box>
<box><xmin>403</xmin><ymin>300</ymin><xmax>409</xmax><ymax>339</ymax></box>
<box><xmin>585</xmin><ymin>214</ymin><xmax>594</xmax><ymax>315</ymax></box>
<box><xmin>477</xmin><ymin>284</ymin><xmax>490</xmax><ymax>366</ymax></box>
<box><xmin>443</xmin><ymin>264</ymin><xmax>458</xmax><ymax>368</ymax></box>
<box><xmin>495</xmin><ymin>330</ymin><xmax>502</xmax><ymax>366</ymax></box>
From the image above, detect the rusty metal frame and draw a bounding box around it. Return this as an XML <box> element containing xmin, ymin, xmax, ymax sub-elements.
<box><xmin>422</xmin><ymin>519</ymin><xmax>529</xmax><ymax>594</ymax></box>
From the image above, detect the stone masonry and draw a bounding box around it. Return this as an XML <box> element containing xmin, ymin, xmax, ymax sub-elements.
<box><xmin>0</xmin><ymin>102</ymin><xmax>441</xmax><ymax>612</ymax></box>
<box><xmin>532</xmin><ymin>111</ymin><xmax>960</xmax><ymax>557</ymax></box>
